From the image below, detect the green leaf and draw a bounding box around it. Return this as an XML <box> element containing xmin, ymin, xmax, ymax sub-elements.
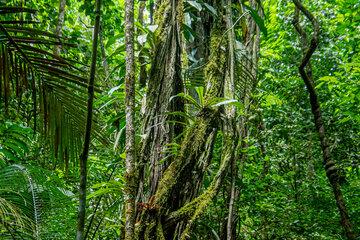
<box><xmin>195</xmin><ymin>86</ymin><xmax>205</xmax><ymax>106</ymax></box>
<box><xmin>0</xmin><ymin>148</ymin><xmax>18</xmax><ymax>161</ymax></box>
<box><xmin>170</xmin><ymin>92</ymin><xmax>201</xmax><ymax>109</ymax></box>
<box><xmin>244</xmin><ymin>4</ymin><xmax>267</xmax><ymax>37</ymax></box>
<box><xmin>183</xmin><ymin>23</ymin><xmax>195</xmax><ymax>43</ymax></box>
<box><xmin>203</xmin><ymin>3</ymin><xmax>217</xmax><ymax>16</ymax></box>
<box><xmin>211</xmin><ymin>99</ymin><xmax>238</xmax><ymax>107</ymax></box>
<box><xmin>187</xmin><ymin>1</ymin><xmax>202</xmax><ymax>11</ymax></box>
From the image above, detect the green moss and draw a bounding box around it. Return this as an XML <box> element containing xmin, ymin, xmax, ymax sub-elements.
<box><xmin>154</xmin><ymin>119</ymin><xmax>211</xmax><ymax>207</ymax></box>
<box><xmin>156</xmin><ymin>221</ymin><xmax>166</xmax><ymax>240</ymax></box>
<box><xmin>154</xmin><ymin>1</ymin><xmax>171</xmax><ymax>41</ymax></box>
<box><xmin>144</xmin><ymin>220</ymin><xmax>156</xmax><ymax>240</ymax></box>
<box><xmin>204</xmin><ymin>25</ymin><xmax>227</xmax><ymax>104</ymax></box>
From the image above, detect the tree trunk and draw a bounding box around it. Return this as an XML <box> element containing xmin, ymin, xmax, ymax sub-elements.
<box><xmin>137</xmin><ymin>1</ymin><xmax>147</xmax><ymax>88</ymax></box>
<box><xmin>138</xmin><ymin>0</ymin><xmax>184</xmax><ymax>199</ymax></box>
<box><xmin>224</xmin><ymin>0</ymin><xmax>237</xmax><ymax>238</ymax></box>
<box><xmin>124</xmin><ymin>0</ymin><xmax>137</xmax><ymax>239</ymax></box>
<box><xmin>292</xmin><ymin>1</ymin><xmax>355</xmax><ymax>239</ymax></box>
<box><xmin>135</xmin><ymin>5</ymin><xmax>229</xmax><ymax>237</ymax></box>
<box><xmin>99</xmin><ymin>24</ymin><xmax>109</xmax><ymax>76</ymax></box>
<box><xmin>225</xmin><ymin>0</ymin><xmax>263</xmax><ymax>238</ymax></box>
<box><xmin>76</xmin><ymin>0</ymin><xmax>101</xmax><ymax>239</ymax></box>
<box><xmin>53</xmin><ymin>0</ymin><xmax>66</xmax><ymax>56</ymax></box>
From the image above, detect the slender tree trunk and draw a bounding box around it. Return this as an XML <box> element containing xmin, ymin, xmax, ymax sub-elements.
<box><xmin>99</xmin><ymin>24</ymin><xmax>109</xmax><ymax>76</ymax></box>
<box><xmin>224</xmin><ymin>1</ymin><xmax>263</xmax><ymax>238</ymax></box>
<box><xmin>292</xmin><ymin>1</ymin><xmax>355</xmax><ymax>239</ymax></box>
<box><xmin>53</xmin><ymin>0</ymin><xmax>66</xmax><ymax>56</ymax></box>
<box><xmin>137</xmin><ymin>1</ymin><xmax>147</xmax><ymax>88</ymax></box>
<box><xmin>226</xmin><ymin>157</ymin><xmax>238</xmax><ymax>239</ymax></box>
<box><xmin>124</xmin><ymin>0</ymin><xmax>136</xmax><ymax>239</ymax></box>
<box><xmin>224</xmin><ymin>0</ymin><xmax>237</xmax><ymax>238</ymax></box>
<box><xmin>76</xmin><ymin>0</ymin><xmax>101</xmax><ymax>239</ymax></box>
<box><xmin>149</xmin><ymin>0</ymin><xmax>155</xmax><ymax>24</ymax></box>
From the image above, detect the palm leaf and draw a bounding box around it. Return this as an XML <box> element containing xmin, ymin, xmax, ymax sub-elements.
<box><xmin>234</xmin><ymin>41</ymin><xmax>257</xmax><ymax>100</ymax></box>
<box><xmin>0</xmin><ymin>6</ymin><xmax>106</xmax><ymax>168</ymax></box>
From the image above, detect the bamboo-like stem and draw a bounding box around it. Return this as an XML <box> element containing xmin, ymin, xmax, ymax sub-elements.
<box><xmin>76</xmin><ymin>0</ymin><xmax>101</xmax><ymax>239</ymax></box>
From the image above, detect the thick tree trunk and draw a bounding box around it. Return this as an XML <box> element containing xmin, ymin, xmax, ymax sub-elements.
<box><xmin>138</xmin><ymin>0</ymin><xmax>184</xmax><ymax>198</ymax></box>
<box><xmin>292</xmin><ymin>1</ymin><xmax>355</xmax><ymax>239</ymax></box>
<box><xmin>53</xmin><ymin>0</ymin><xmax>66</xmax><ymax>56</ymax></box>
<box><xmin>124</xmin><ymin>0</ymin><xmax>137</xmax><ymax>239</ymax></box>
<box><xmin>133</xmin><ymin>1</ymin><xmax>266</xmax><ymax>238</ymax></box>
<box><xmin>76</xmin><ymin>0</ymin><xmax>101</xmax><ymax>239</ymax></box>
<box><xmin>135</xmin><ymin>7</ymin><xmax>229</xmax><ymax>238</ymax></box>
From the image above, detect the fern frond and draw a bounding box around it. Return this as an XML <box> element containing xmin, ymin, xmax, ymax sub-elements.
<box><xmin>0</xmin><ymin>164</ymin><xmax>76</xmax><ymax>239</ymax></box>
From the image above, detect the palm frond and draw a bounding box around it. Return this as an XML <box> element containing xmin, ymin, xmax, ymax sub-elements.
<box><xmin>234</xmin><ymin>40</ymin><xmax>257</xmax><ymax>100</ymax></box>
<box><xmin>0</xmin><ymin>7</ymin><xmax>106</xmax><ymax>167</ymax></box>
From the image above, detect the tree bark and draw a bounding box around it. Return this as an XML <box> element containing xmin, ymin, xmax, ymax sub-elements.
<box><xmin>224</xmin><ymin>0</ymin><xmax>237</xmax><ymax>238</ymax></box>
<box><xmin>134</xmin><ymin>7</ymin><xmax>229</xmax><ymax>238</ymax></box>
<box><xmin>137</xmin><ymin>1</ymin><xmax>147</xmax><ymax>88</ymax></box>
<box><xmin>225</xmin><ymin>1</ymin><xmax>263</xmax><ymax>238</ymax></box>
<box><xmin>53</xmin><ymin>0</ymin><xmax>66</xmax><ymax>56</ymax></box>
<box><xmin>76</xmin><ymin>0</ymin><xmax>101</xmax><ymax>239</ymax></box>
<box><xmin>124</xmin><ymin>0</ymin><xmax>136</xmax><ymax>239</ymax></box>
<box><xmin>292</xmin><ymin>1</ymin><xmax>355</xmax><ymax>239</ymax></box>
<box><xmin>138</xmin><ymin>0</ymin><xmax>184</xmax><ymax>198</ymax></box>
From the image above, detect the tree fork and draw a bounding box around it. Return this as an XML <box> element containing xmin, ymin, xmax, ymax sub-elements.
<box><xmin>292</xmin><ymin>1</ymin><xmax>355</xmax><ymax>239</ymax></box>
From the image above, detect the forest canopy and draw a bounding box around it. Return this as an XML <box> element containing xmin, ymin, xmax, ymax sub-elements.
<box><xmin>0</xmin><ymin>0</ymin><xmax>359</xmax><ymax>239</ymax></box>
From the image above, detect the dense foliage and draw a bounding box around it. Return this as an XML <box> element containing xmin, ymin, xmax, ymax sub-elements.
<box><xmin>0</xmin><ymin>0</ymin><xmax>359</xmax><ymax>239</ymax></box>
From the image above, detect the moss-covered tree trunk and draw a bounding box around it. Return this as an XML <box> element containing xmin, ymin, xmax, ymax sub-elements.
<box><xmin>133</xmin><ymin>0</ymin><xmax>267</xmax><ymax>238</ymax></box>
<box><xmin>135</xmin><ymin>2</ymin><xmax>229</xmax><ymax>238</ymax></box>
<box><xmin>138</xmin><ymin>0</ymin><xmax>185</xmax><ymax>199</ymax></box>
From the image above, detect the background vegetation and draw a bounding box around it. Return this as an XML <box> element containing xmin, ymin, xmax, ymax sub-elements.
<box><xmin>0</xmin><ymin>0</ymin><xmax>359</xmax><ymax>239</ymax></box>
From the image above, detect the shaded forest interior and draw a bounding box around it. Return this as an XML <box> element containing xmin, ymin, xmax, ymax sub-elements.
<box><xmin>0</xmin><ymin>0</ymin><xmax>359</xmax><ymax>239</ymax></box>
